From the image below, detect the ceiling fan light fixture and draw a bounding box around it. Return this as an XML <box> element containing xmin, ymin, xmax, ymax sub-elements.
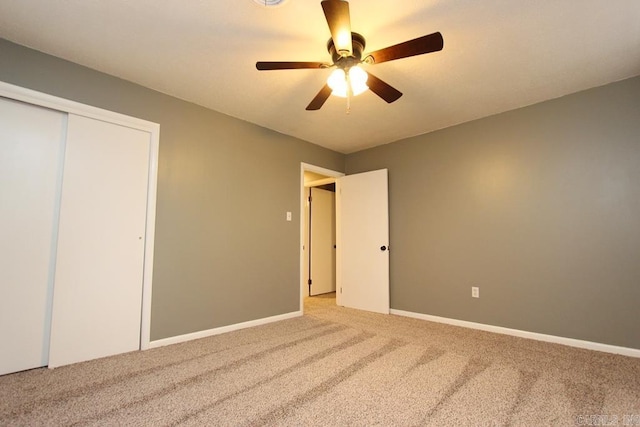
<box><xmin>349</xmin><ymin>65</ymin><xmax>369</xmax><ymax>95</ymax></box>
<box><xmin>327</xmin><ymin>69</ymin><xmax>347</xmax><ymax>96</ymax></box>
<box><xmin>327</xmin><ymin>66</ymin><xmax>368</xmax><ymax>98</ymax></box>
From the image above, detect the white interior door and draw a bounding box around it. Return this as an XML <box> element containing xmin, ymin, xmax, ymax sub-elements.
<box><xmin>303</xmin><ymin>190</ymin><xmax>310</xmax><ymax>296</ymax></box>
<box><xmin>309</xmin><ymin>187</ymin><xmax>336</xmax><ymax>296</ymax></box>
<box><xmin>0</xmin><ymin>98</ymin><xmax>66</xmax><ymax>375</ymax></box>
<box><xmin>48</xmin><ymin>114</ymin><xmax>151</xmax><ymax>368</ymax></box>
<box><xmin>336</xmin><ymin>169</ymin><xmax>389</xmax><ymax>314</ymax></box>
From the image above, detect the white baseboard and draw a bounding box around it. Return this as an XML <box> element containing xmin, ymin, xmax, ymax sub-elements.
<box><xmin>148</xmin><ymin>311</ymin><xmax>303</xmax><ymax>349</ymax></box>
<box><xmin>390</xmin><ymin>309</ymin><xmax>640</xmax><ymax>358</ymax></box>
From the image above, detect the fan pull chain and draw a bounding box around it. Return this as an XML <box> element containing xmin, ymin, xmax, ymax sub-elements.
<box><xmin>346</xmin><ymin>72</ymin><xmax>352</xmax><ymax>114</ymax></box>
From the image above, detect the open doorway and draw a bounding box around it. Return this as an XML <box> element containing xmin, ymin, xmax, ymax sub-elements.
<box><xmin>300</xmin><ymin>164</ymin><xmax>344</xmax><ymax>313</ymax></box>
<box><xmin>305</xmin><ymin>181</ymin><xmax>335</xmax><ymax>297</ymax></box>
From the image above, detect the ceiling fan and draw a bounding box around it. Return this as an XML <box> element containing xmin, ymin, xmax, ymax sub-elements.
<box><xmin>256</xmin><ymin>0</ymin><xmax>444</xmax><ymax>111</ymax></box>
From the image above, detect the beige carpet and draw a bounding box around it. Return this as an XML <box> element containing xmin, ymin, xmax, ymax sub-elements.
<box><xmin>1</xmin><ymin>294</ymin><xmax>639</xmax><ymax>426</ymax></box>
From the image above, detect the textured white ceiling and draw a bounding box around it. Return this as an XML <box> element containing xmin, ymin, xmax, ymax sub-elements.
<box><xmin>0</xmin><ymin>1</ymin><xmax>639</xmax><ymax>153</ymax></box>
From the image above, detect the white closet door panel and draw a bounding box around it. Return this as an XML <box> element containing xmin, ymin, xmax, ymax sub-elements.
<box><xmin>0</xmin><ymin>98</ymin><xmax>66</xmax><ymax>375</ymax></box>
<box><xmin>48</xmin><ymin>114</ymin><xmax>150</xmax><ymax>368</ymax></box>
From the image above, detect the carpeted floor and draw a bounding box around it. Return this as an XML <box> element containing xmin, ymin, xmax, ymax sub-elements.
<box><xmin>1</xmin><ymin>294</ymin><xmax>639</xmax><ymax>426</ymax></box>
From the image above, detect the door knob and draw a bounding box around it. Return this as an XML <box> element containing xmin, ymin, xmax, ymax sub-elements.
<box><xmin>380</xmin><ymin>245</ymin><xmax>387</xmax><ymax>251</ymax></box>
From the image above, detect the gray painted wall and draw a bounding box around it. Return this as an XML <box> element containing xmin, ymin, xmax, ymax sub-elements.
<box><xmin>0</xmin><ymin>39</ymin><xmax>344</xmax><ymax>341</ymax></box>
<box><xmin>346</xmin><ymin>76</ymin><xmax>640</xmax><ymax>349</ymax></box>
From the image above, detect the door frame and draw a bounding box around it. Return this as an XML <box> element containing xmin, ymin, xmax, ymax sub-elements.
<box><xmin>300</xmin><ymin>163</ymin><xmax>344</xmax><ymax>312</ymax></box>
<box><xmin>0</xmin><ymin>81</ymin><xmax>160</xmax><ymax>351</ymax></box>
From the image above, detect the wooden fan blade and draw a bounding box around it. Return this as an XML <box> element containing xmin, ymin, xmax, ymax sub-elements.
<box><xmin>256</xmin><ymin>61</ymin><xmax>327</xmax><ymax>70</ymax></box>
<box><xmin>367</xmin><ymin>32</ymin><xmax>444</xmax><ymax>64</ymax></box>
<box><xmin>321</xmin><ymin>0</ymin><xmax>352</xmax><ymax>56</ymax></box>
<box><xmin>367</xmin><ymin>72</ymin><xmax>402</xmax><ymax>103</ymax></box>
<box><xmin>306</xmin><ymin>84</ymin><xmax>333</xmax><ymax>110</ymax></box>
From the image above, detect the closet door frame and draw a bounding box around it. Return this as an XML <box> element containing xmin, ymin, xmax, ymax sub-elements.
<box><xmin>0</xmin><ymin>81</ymin><xmax>159</xmax><ymax>351</ymax></box>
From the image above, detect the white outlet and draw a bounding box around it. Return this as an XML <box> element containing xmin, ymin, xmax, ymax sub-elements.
<box><xmin>286</xmin><ymin>211</ymin><xmax>292</xmax><ymax>221</ymax></box>
<box><xmin>472</xmin><ymin>287</ymin><xmax>480</xmax><ymax>298</ymax></box>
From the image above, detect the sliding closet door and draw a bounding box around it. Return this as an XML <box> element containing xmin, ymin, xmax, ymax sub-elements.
<box><xmin>48</xmin><ymin>114</ymin><xmax>151</xmax><ymax>368</ymax></box>
<box><xmin>0</xmin><ymin>98</ymin><xmax>66</xmax><ymax>375</ymax></box>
